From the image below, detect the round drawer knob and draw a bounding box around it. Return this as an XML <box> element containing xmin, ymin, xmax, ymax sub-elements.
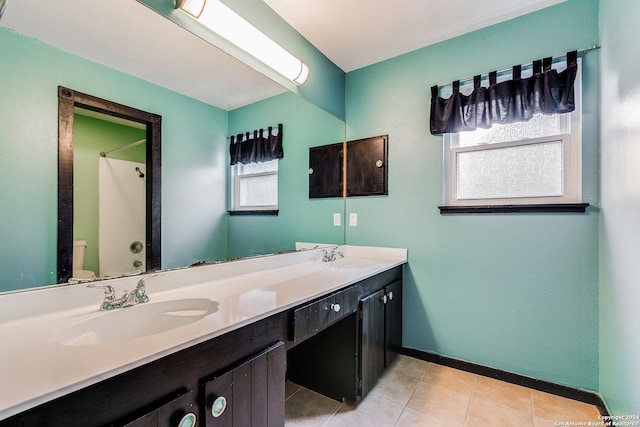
<box><xmin>330</xmin><ymin>303</ymin><xmax>341</xmax><ymax>312</ymax></box>
<box><xmin>178</xmin><ymin>412</ymin><xmax>196</xmax><ymax>427</ymax></box>
<box><xmin>308</xmin><ymin>168</ymin><xmax>314</xmax><ymax>175</ymax></box>
<box><xmin>212</xmin><ymin>396</ymin><xmax>227</xmax><ymax>418</ymax></box>
<box><xmin>388</xmin><ymin>291</ymin><xmax>393</xmax><ymax>301</ymax></box>
<box><xmin>381</xmin><ymin>295</ymin><xmax>388</xmax><ymax>304</ymax></box>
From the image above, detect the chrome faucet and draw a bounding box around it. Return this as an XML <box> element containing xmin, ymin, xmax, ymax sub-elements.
<box><xmin>88</xmin><ymin>274</ymin><xmax>155</xmax><ymax>310</ymax></box>
<box><xmin>321</xmin><ymin>246</ymin><xmax>344</xmax><ymax>262</ymax></box>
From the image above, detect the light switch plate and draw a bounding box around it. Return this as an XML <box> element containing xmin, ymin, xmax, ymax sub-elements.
<box><xmin>349</xmin><ymin>213</ymin><xmax>358</xmax><ymax>227</ymax></box>
<box><xmin>333</xmin><ymin>213</ymin><xmax>341</xmax><ymax>226</ymax></box>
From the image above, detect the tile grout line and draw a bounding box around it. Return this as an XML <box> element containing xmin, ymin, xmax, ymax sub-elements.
<box><xmin>462</xmin><ymin>374</ymin><xmax>479</xmax><ymax>426</ymax></box>
<box><xmin>393</xmin><ymin>366</ymin><xmax>430</xmax><ymax>427</ymax></box>
<box><xmin>529</xmin><ymin>389</ymin><xmax>536</xmax><ymax>426</ymax></box>
<box><xmin>285</xmin><ymin>383</ymin><xmax>302</xmax><ymax>402</ymax></box>
<box><xmin>321</xmin><ymin>402</ymin><xmax>343</xmax><ymax>427</ymax></box>
<box><xmin>468</xmin><ymin>380</ymin><xmax>540</xmax><ymax>426</ymax></box>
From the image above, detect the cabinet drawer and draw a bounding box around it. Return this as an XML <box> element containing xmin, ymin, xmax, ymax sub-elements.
<box><xmin>291</xmin><ymin>286</ymin><xmax>358</xmax><ymax>343</ymax></box>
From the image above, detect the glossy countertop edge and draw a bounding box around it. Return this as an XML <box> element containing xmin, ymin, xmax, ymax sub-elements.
<box><xmin>0</xmin><ymin>245</ymin><xmax>407</xmax><ymax>420</ymax></box>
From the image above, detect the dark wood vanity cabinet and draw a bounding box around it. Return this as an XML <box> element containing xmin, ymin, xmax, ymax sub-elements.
<box><xmin>0</xmin><ymin>312</ymin><xmax>289</xmax><ymax>427</ymax></box>
<box><xmin>123</xmin><ymin>411</ymin><xmax>158</xmax><ymax>427</ymax></box>
<box><xmin>123</xmin><ymin>391</ymin><xmax>197</xmax><ymax>427</ymax></box>
<box><xmin>1</xmin><ymin>267</ymin><xmax>402</xmax><ymax>427</ymax></box>
<box><xmin>287</xmin><ymin>266</ymin><xmax>402</xmax><ymax>403</ymax></box>
<box><xmin>359</xmin><ymin>289</ymin><xmax>387</xmax><ymax>397</ymax></box>
<box><xmin>359</xmin><ymin>279</ymin><xmax>402</xmax><ymax>397</ymax></box>
<box><xmin>384</xmin><ymin>280</ymin><xmax>403</xmax><ymax>366</ymax></box>
<box><xmin>201</xmin><ymin>342</ymin><xmax>285</xmax><ymax>427</ymax></box>
<box><xmin>122</xmin><ymin>342</ymin><xmax>285</xmax><ymax>427</ymax></box>
<box><xmin>120</xmin><ymin>342</ymin><xmax>285</xmax><ymax>427</ymax></box>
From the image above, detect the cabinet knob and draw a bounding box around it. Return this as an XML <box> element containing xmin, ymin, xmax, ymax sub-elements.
<box><xmin>388</xmin><ymin>291</ymin><xmax>393</xmax><ymax>301</ymax></box>
<box><xmin>329</xmin><ymin>303</ymin><xmax>341</xmax><ymax>312</ymax></box>
<box><xmin>177</xmin><ymin>412</ymin><xmax>197</xmax><ymax>427</ymax></box>
<box><xmin>211</xmin><ymin>396</ymin><xmax>227</xmax><ymax>418</ymax></box>
<box><xmin>376</xmin><ymin>160</ymin><xmax>384</xmax><ymax>168</ymax></box>
<box><xmin>381</xmin><ymin>295</ymin><xmax>388</xmax><ymax>304</ymax></box>
<box><xmin>308</xmin><ymin>167</ymin><xmax>314</xmax><ymax>174</ymax></box>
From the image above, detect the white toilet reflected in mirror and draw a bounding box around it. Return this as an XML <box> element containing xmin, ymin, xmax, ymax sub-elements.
<box><xmin>72</xmin><ymin>240</ymin><xmax>96</xmax><ymax>281</ymax></box>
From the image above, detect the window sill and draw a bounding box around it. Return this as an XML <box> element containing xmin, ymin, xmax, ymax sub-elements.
<box><xmin>228</xmin><ymin>210</ymin><xmax>279</xmax><ymax>216</ymax></box>
<box><xmin>438</xmin><ymin>203</ymin><xmax>589</xmax><ymax>214</ymax></box>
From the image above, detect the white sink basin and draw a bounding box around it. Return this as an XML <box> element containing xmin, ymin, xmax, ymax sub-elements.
<box><xmin>55</xmin><ymin>298</ymin><xmax>219</xmax><ymax>347</ymax></box>
<box><xmin>328</xmin><ymin>257</ymin><xmax>377</xmax><ymax>269</ymax></box>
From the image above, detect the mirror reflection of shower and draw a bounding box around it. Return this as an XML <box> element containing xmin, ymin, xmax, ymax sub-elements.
<box><xmin>98</xmin><ymin>140</ymin><xmax>147</xmax><ymax>278</ymax></box>
<box><xmin>72</xmin><ymin>107</ymin><xmax>147</xmax><ymax>281</ymax></box>
<box><xmin>99</xmin><ymin>138</ymin><xmax>146</xmax><ymax>158</ymax></box>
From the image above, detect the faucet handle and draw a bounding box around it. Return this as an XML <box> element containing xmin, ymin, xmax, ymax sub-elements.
<box><xmin>136</xmin><ymin>273</ymin><xmax>157</xmax><ymax>289</ymax></box>
<box><xmin>87</xmin><ymin>283</ymin><xmax>117</xmax><ymax>302</ymax></box>
<box><xmin>87</xmin><ymin>283</ymin><xmax>125</xmax><ymax>310</ymax></box>
<box><xmin>135</xmin><ymin>274</ymin><xmax>157</xmax><ymax>303</ymax></box>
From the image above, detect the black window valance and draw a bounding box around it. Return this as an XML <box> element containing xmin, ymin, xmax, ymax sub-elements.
<box><xmin>229</xmin><ymin>123</ymin><xmax>283</xmax><ymax>165</ymax></box>
<box><xmin>430</xmin><ymin>51</ymin><xmax>578</xmax><ymax>135</ymax></box>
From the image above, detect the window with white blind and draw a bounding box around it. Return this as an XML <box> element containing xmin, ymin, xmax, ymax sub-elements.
<box><xmin>231</xmin><ymin>159</ymin><xmax>278</xmax><ymax>211</ymax></box>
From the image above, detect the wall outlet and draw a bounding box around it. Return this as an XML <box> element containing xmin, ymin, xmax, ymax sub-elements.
<box><xmin>349</xmin><ymin>213</ymin><xmax>358</xmax><ymax>227</ymax></box>
<box><xmin>333</xmin><ymin>213</ymin><xmax>341</xmax><ymax>227</ymax></box>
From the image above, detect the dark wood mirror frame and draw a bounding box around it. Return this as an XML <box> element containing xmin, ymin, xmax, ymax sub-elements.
<box><xmin>57</xmin><ymin>86</ymin><xmax>161</xmax><ymax>283</ymax></box>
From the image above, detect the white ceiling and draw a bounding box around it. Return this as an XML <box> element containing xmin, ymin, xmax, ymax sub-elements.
<box><xmin>1</xmin><ymin>0</ymin><xmax>566</xmax><ymax>109</ymax></box>
<box><xmin>263</xmin><ymin>0</ymin><xmax>567</xmax><ymax>72</ymax></box>
<box><xmin>0</xmin><ymin>0</ymin><xmax>286</xmax><ymax>110</ymax></box>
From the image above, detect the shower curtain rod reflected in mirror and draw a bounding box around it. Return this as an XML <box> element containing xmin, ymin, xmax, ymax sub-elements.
<box><xmin>99</xmin><ymin>138</ymin><xmax>146</xmax><ymax>157</ymax></box>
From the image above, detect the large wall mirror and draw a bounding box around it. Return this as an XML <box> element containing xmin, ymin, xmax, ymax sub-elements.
<box><xmin>0</xmin><ymin>1</ymin><xmax>345</xmax><ymax>294</ymax></box>
<box><xmin>57</xmin><ymin>87</ymin><xmax>161</xmax><ymax>284</ymax></box>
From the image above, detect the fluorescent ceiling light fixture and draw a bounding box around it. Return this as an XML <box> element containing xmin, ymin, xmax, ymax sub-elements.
<box><xmin>175</xmin><ymin>0</ymin><xmax>310</xmax><ymax>85</ymax></box>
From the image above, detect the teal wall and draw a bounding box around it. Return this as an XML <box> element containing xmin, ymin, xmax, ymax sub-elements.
<box><xmin>227</xmin><ymin>92</ymin><xmax>345</xmax><ymax>258</ymax></box>
<box><xmin>73</xmin><ymin>115</ymin><xmax>146</xmax><ymax>275</ymax></box>
<box><xmin>5</xmin><ymin>0</ymin><xmax>640</xmax><ymax>413</ymax></box>
<box><xmin>0</xmin><ymin>27</ymin><xmax>229</xmax><ymax>291</ymax></box>
<box><xmin>599</xmin><ymin>0</ymin><xmax>640</xmax><ymax>416</ymax></box>
<box><xmin>344</xmin><ymin>0</ymin><xmax>600</xmax><ymax>391</ymax></box>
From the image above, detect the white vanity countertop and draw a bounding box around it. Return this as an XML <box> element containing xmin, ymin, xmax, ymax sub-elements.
<box><xmin>0</xmin><ymin>245</ymin><xmax>406</xmax><ymax>420</ymax></box>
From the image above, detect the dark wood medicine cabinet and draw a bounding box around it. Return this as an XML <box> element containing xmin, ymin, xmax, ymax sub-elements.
<box><xmin>309</xmin><ymin>135</ymin><xmax>388</xmax><ymax>199</ymax></box>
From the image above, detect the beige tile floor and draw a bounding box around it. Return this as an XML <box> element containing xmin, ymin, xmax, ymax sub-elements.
<box><xmin>285</xmin><ymin>355</ymin><xmax>602</xmax><ymax>427</ymax></box>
